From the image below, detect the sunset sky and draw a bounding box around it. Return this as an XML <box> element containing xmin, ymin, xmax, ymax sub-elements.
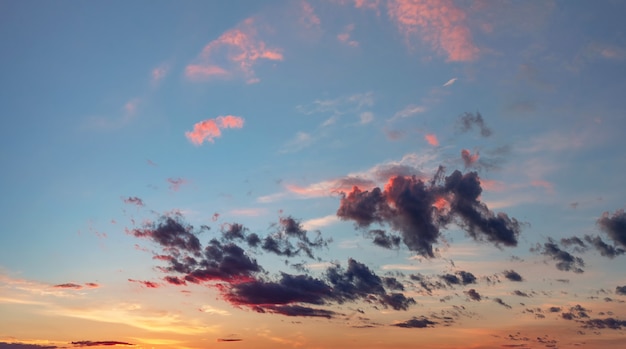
<box><xmin>2</xmin><ymin>1</ymin><xmax>626</xmax><ymax>348</ymax></box>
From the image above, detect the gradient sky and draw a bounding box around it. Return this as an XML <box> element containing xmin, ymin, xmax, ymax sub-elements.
<box><xmin>2</xmin><ymin>1</ymin><xmax>626</xmax><ymax>348</ymax></box>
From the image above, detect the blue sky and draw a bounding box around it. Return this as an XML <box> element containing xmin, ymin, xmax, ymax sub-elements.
<box><xmin>1</xmin><ymin>1</ymin><xmax>626</xmax><ymax>348</ymax></box>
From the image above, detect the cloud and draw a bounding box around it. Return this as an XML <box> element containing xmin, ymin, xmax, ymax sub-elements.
<box><xmin>617</xmin><ymin>286</ymin><xmax>626</xmax><ymax>295</ymax></box>
<box><xmin>130</xmin><ymin>212</ymin><xmax>262</xmax><ymax>284</ymax></box>
<box><xmin>128</xmin><ymin>279</ymin><xmax>160</xmax><ymax>288</ymax></box>
<box><xmin>337</xmin><ymin>168</ymin><xmax>521</xmax><ymax>257</ymax></box>
<box><xmin>457</xmin><ymin>111</ymin><xmax>492</xmax><ymax>137</ymax></box>
<box><xmin>386</xmin><ymin>0</ymin><xmax>478</xmax><ymax>61</ymax></box>
<box><xmin>443</xmin><ymin>78</ymin><xmax>457</xmax><ymax>87</ymax></box>
<box><xmin>301</xmin><ymin>214</ymin><xmax>340</xmax><ymax>230</ymax></box>
<box><xmin>185</xmin><ymin>18</ymin><xmax>283</xmax><ymax>83</ymax></box>
<box><xmin>581</xmin><ymin>318</ymin><xmax>626</xmax><ymax>330</ymax></box>
<box><xmin>296</xmin><ymin>92</ymin><xmax>374</xmax><ymax>118</ymax></box>
<box><xmin>465</xmin><ymin>288</ymin><xmax>481</xmax><ymax>301</ymax></box>
<box><xmin>151</xmin><ymin>64</ymin><xmax>169</xmax><ymax>85</ymax></box>
<box><xmin>185</xmin><ymin>115</ymin><xmax>245</xmax><ymax>145</ymax></box>
<box><xmin>392</xmin><ymin>316</ymin><xmax>437</xmax><ymax>328</ymax></box>
<box><xmin>122</xmin><ymin>196</ymin><xmax>144</xmax><ymax>207</ymax></box>
<box><xmin>597</xmin><ymin>209</ymin><xmax>626</xmax><ymax>248</ymax></box>
<box><xmin>461</xmin><ymin>149</ymin><xmax>479</xmax><ymax>168</ymax></box>
<box><xmin>392</xmin><ymin>104</ymin><xmax>426</xmax><ymax>119</ymax></box>
<box><xmin>359</xmin><ymin>111</ymin><xmax>374</xmax><ymax>124</ymax></box>
<box><xmin>0</xmin><ymin>343</ymin><xmax>59</xmax><ymax>349</ymax></box>
<box><xmin>369</xmin><ymin>229</ymin><xmax>401</xmax><ymax>249</ymax></box>
<box><xmin>299</xmin><ymin>1</ymin><xmax>320</xmax><ymax>29</ymax></box>
<box><xmin>71</xmin><ymin>341</ymin><xmax>134</xmax><ymax>347</ymax></box>
<box><xmin>53</xmin><ymin>283</ymin><xmax>83</xmax><ymax>289</ymax></box>
<box><xmin>424</xmin><ymin>134</ymin><xmax>439</xmax><ymax>146</ymax></box>
<box><xmin>503</xmin><ymin>270</ymin><xmax>524</xmax><ymax>282</ymax></box>
<box><xmin>221</xmin><ymin>258</ymin><xmax>414</xmax><ymax>317</ymax></box>
<box><xmin>280</xmin><ymin>131</ymin><xmax>313</xmax><ymax>153</ymax></box>
<box><xmin>337</xmin><ymin>23</ymin><xmax>359</xmax><ymax>47</ymax></box>
<box><xmin>493</xmin><ymin>297</ymin><xmax>512</xmax><ymax>309</ymax></box>
<box><xmin>530</xmin><ymin>239</ymin><xmax>585</xmax><ymax>273</ymax></box>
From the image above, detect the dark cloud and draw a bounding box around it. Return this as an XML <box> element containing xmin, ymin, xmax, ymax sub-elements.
<box><xmin>530</xmin><ymin>239</ymin><xmax>585</xmax><ymax>273</ymax></box>
<box><xmin>581</xmin><ymin>317</ymin><xmax>626</xmax><ymax>330</ymax></box>
<box><xmin>337</xmin><ymin>169</ymin><xmax>521</xmax><ymax>257</ymax></box>
<box><xmin>457</xmin><ymin>112</ymin><xmax>492</xmax><ymax>137</ymax></box>
<box><xmin>503</xmin><ymin>270</ymin><xmax>524</xmax><ymax>282</ymax></box>
<box><xmin>439</xmin><ymin>271</ymin><xmax>476</xmax><ymax>286</ymax></box>
<box><xmin>616</xmin><ymin>286</ymin><xmax>626</xmax><ymax>295</ymax></box>
<box><xmin>409</xmin><ymin>273</ymin><xmax>448</xmax><ymax>294</ymax></box>
<box><xmin>512</xmin><ymin>290</ymin><xmax>530</xmax><ymax>297</ymax></box>
<box><xmin>256</xmin><ymin>305</ymin><xmax>338</xmax><ymax>319</ymax></box>
<box><xmin>369</xmin><ymin>229</ymin><xmax>401</xmax><ymax>249</ymax></box>
<box><xmin>221</xmin><ymin>258</ymin><xmax>415</xmax><ymax>317</ymax></box>
<box><xmin>597</xmin><ymin>209</ymin><xmax>626</xmax><ymax>248</ymax></box>
<box><xmin>131</xmin><ymin>213</ymin><xmax>202</xmax><ymax>255</ymax></box>
<box><xmin>225</xmin><ymin>273</ymin><xmax>331</xmax><ymax>306</ymax></box>
<box><xmin>122</xmin><ymin>196</ymin><xmax>144</xmax><ymax>207</ymax></box>
<box><xmin>221</xmin><ymin>223</ymin><xmax>247</xmax><ymax>241</ymax></box>
<box><xmin>217</xmin><ymin>338</ymin><xmax>242</xmax><ymax>342</ymax></box>
<box><xmin>131</xmin><ymin>212</ymin><xmax>262</xmax><ymax>283</ymax></box>
<box><xmin>548</xmin><ymin>306</ymin><xmax>562</xmax><ymax>313</ymax></box>
<box><xmin>326</xmin><ymin>259</ymin><xmax>416</xmax><ymax>310</ymax></box>
<box><xmin>128</xmin><ymin>279</ymin><xmax>159</xmax><ymax>288</ymax></box>
<box><xmin>53</xmin><ymin>283</ymin><xmax>83</xmax><ymax>289</ymax></box>
<box><xmin>584</xmin><ymin>235</ymin><xmax>625</xmax><ymax>258</ymax></box>
<box><xmin>465</xmin><ymin>288</ymin><xmax>482</xmax><ymax>301</ymax></box>
<box><xmin>494</xmin><ymin>298</ymin><xmax>512</xmax><ymax>309</ymax></box>
<box><xmin>393</xmin><ymin>316</ymin><xmax>437</xmax><ymax>328</ymax></box>
<box><xmin>71</xmin><ymin>342</ymin><xmax>133</xmax><ymax>347</ymax></box>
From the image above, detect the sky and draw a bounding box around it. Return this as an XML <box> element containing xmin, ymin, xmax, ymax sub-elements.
<box><xmin>1</xmin><ymin>0</ymin><xmax>626</xmax><ymax>348</ymax></box>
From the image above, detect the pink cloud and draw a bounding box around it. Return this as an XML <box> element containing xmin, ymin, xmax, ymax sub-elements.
<box><xmin>185</xmin><ymin>64</ymin><xmax>230</xmax><ymax>79</ymax></box>
<box><xmin>424</xmin><ymin>133</ymin><xmax>439</xmax><ymax>146</ymax></box>
<box><xmin>128</xmin><ymin>278</ymin><xmax>160</xmax><ymax>288</ymax></box>
<box><xmin>337</xmin><ymin>24</ymin><xmax>359</xmax><ymax>47</ymax></box>
<box><xmin>186</xmin><ymin>18</ymin><xmax>283</xmax><ymax>84</ymax></box>
<box><xmin>461</xmin><ymin>149</ymin><xmax>479</xmax><ymax>167</ymax></box>
<box><xmin>151</xmin><ymin>64</ymin><xmax>169</xmax><ymax>84</ymax></box>
<box><xmin>167</xmin><ymin>177</ymin><xmax>188</xmax><ymax>191</ymax></box>
<box><xmin>300</xmin><ymin>0</ymin><xmax>321</xmax><ymax>28</ymax></box>
<box><xmin>531</xmin><ymin>179</ymin><xmax>555</xmax><ymax>193</ymax></box>
<box><xmin>386</xmin><ymin>0</ymin><xmax>478</xmax><ymax>61</ymax></box>
<box><xmin>185</xmin><ymin>115</ymin><xmax>245</xmax><ymax>145</ymax></box>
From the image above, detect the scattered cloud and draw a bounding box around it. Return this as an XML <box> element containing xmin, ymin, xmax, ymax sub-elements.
<box><xmin>185</xmin><ymin>115</ymin><xmax>245</xmax><ymax>145</ymax></box>
<box><xmin>424</xmin><ymin>134</ymin><xmax>439</xmax><ymax>146</ymax></box>
<box><xmin>337</xmin><ymin>23</ymin><xmax>359</xmax><ymax>47</ymax></box>
<box><xmin>386</xmin><ymin>0</ymin><xmax>478</xmax><ymax>61</ymax></box>
<box><xmin>167</xmin><ymin>177</ymin><xmax>188</xmax><ymax>192</ymax></box>
<box><xmin>185</xmin><ymin>18</ymin><xmax>283</xmax><ymax>84</ymax></box>
<box><xmin>457</xmin><ymin>111</ymin><xmax>492</xmax><ymax>137</ymax></box>
<box><xmin>392</xmin><ymin>104</ymin><xmax>426</xmax><ymax>120</ymax></box>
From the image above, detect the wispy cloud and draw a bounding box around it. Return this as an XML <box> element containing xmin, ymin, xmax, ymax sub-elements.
<box><xmin>337</xmin><ymin>23</ymin><xmax>359</xmax><ymax>47</ymax></box>
<box><xmin>299</xmin><ymin>0</ymin><xmax>321</xmax><ymax>29</ymax></box>
<box><xmin>185</xmin><ymin>18</ymin><xmax>283</xmax><ymax>84</ymax></box>
<box><xmin>151</xmin><ymin>63</ymin><xmax>169</xmax><ymax>85</ymax></box>
<box><xmin>386</xmin><ymin>0</ymin><xmax>478</xmax><ymax>61</ymax></box>
<box><xmin>392</xmin><ymin>104</ymin><xmax>426</xmax><ymax>120</ymax></box>
<box><xmin>443</xmin><ymin>77</ymin><xmax>457</xmax><ymax>87</ymax></box>
<box><xmin>185</xmin><ymin>115</ymin><xmax>245</xmax><ymax>145</ymax></box>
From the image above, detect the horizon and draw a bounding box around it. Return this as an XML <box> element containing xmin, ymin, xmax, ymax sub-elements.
<box><xmin>1</xmin><ymin>1</ymin><xmax>626</xmax><ymax>348</ymax></box>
